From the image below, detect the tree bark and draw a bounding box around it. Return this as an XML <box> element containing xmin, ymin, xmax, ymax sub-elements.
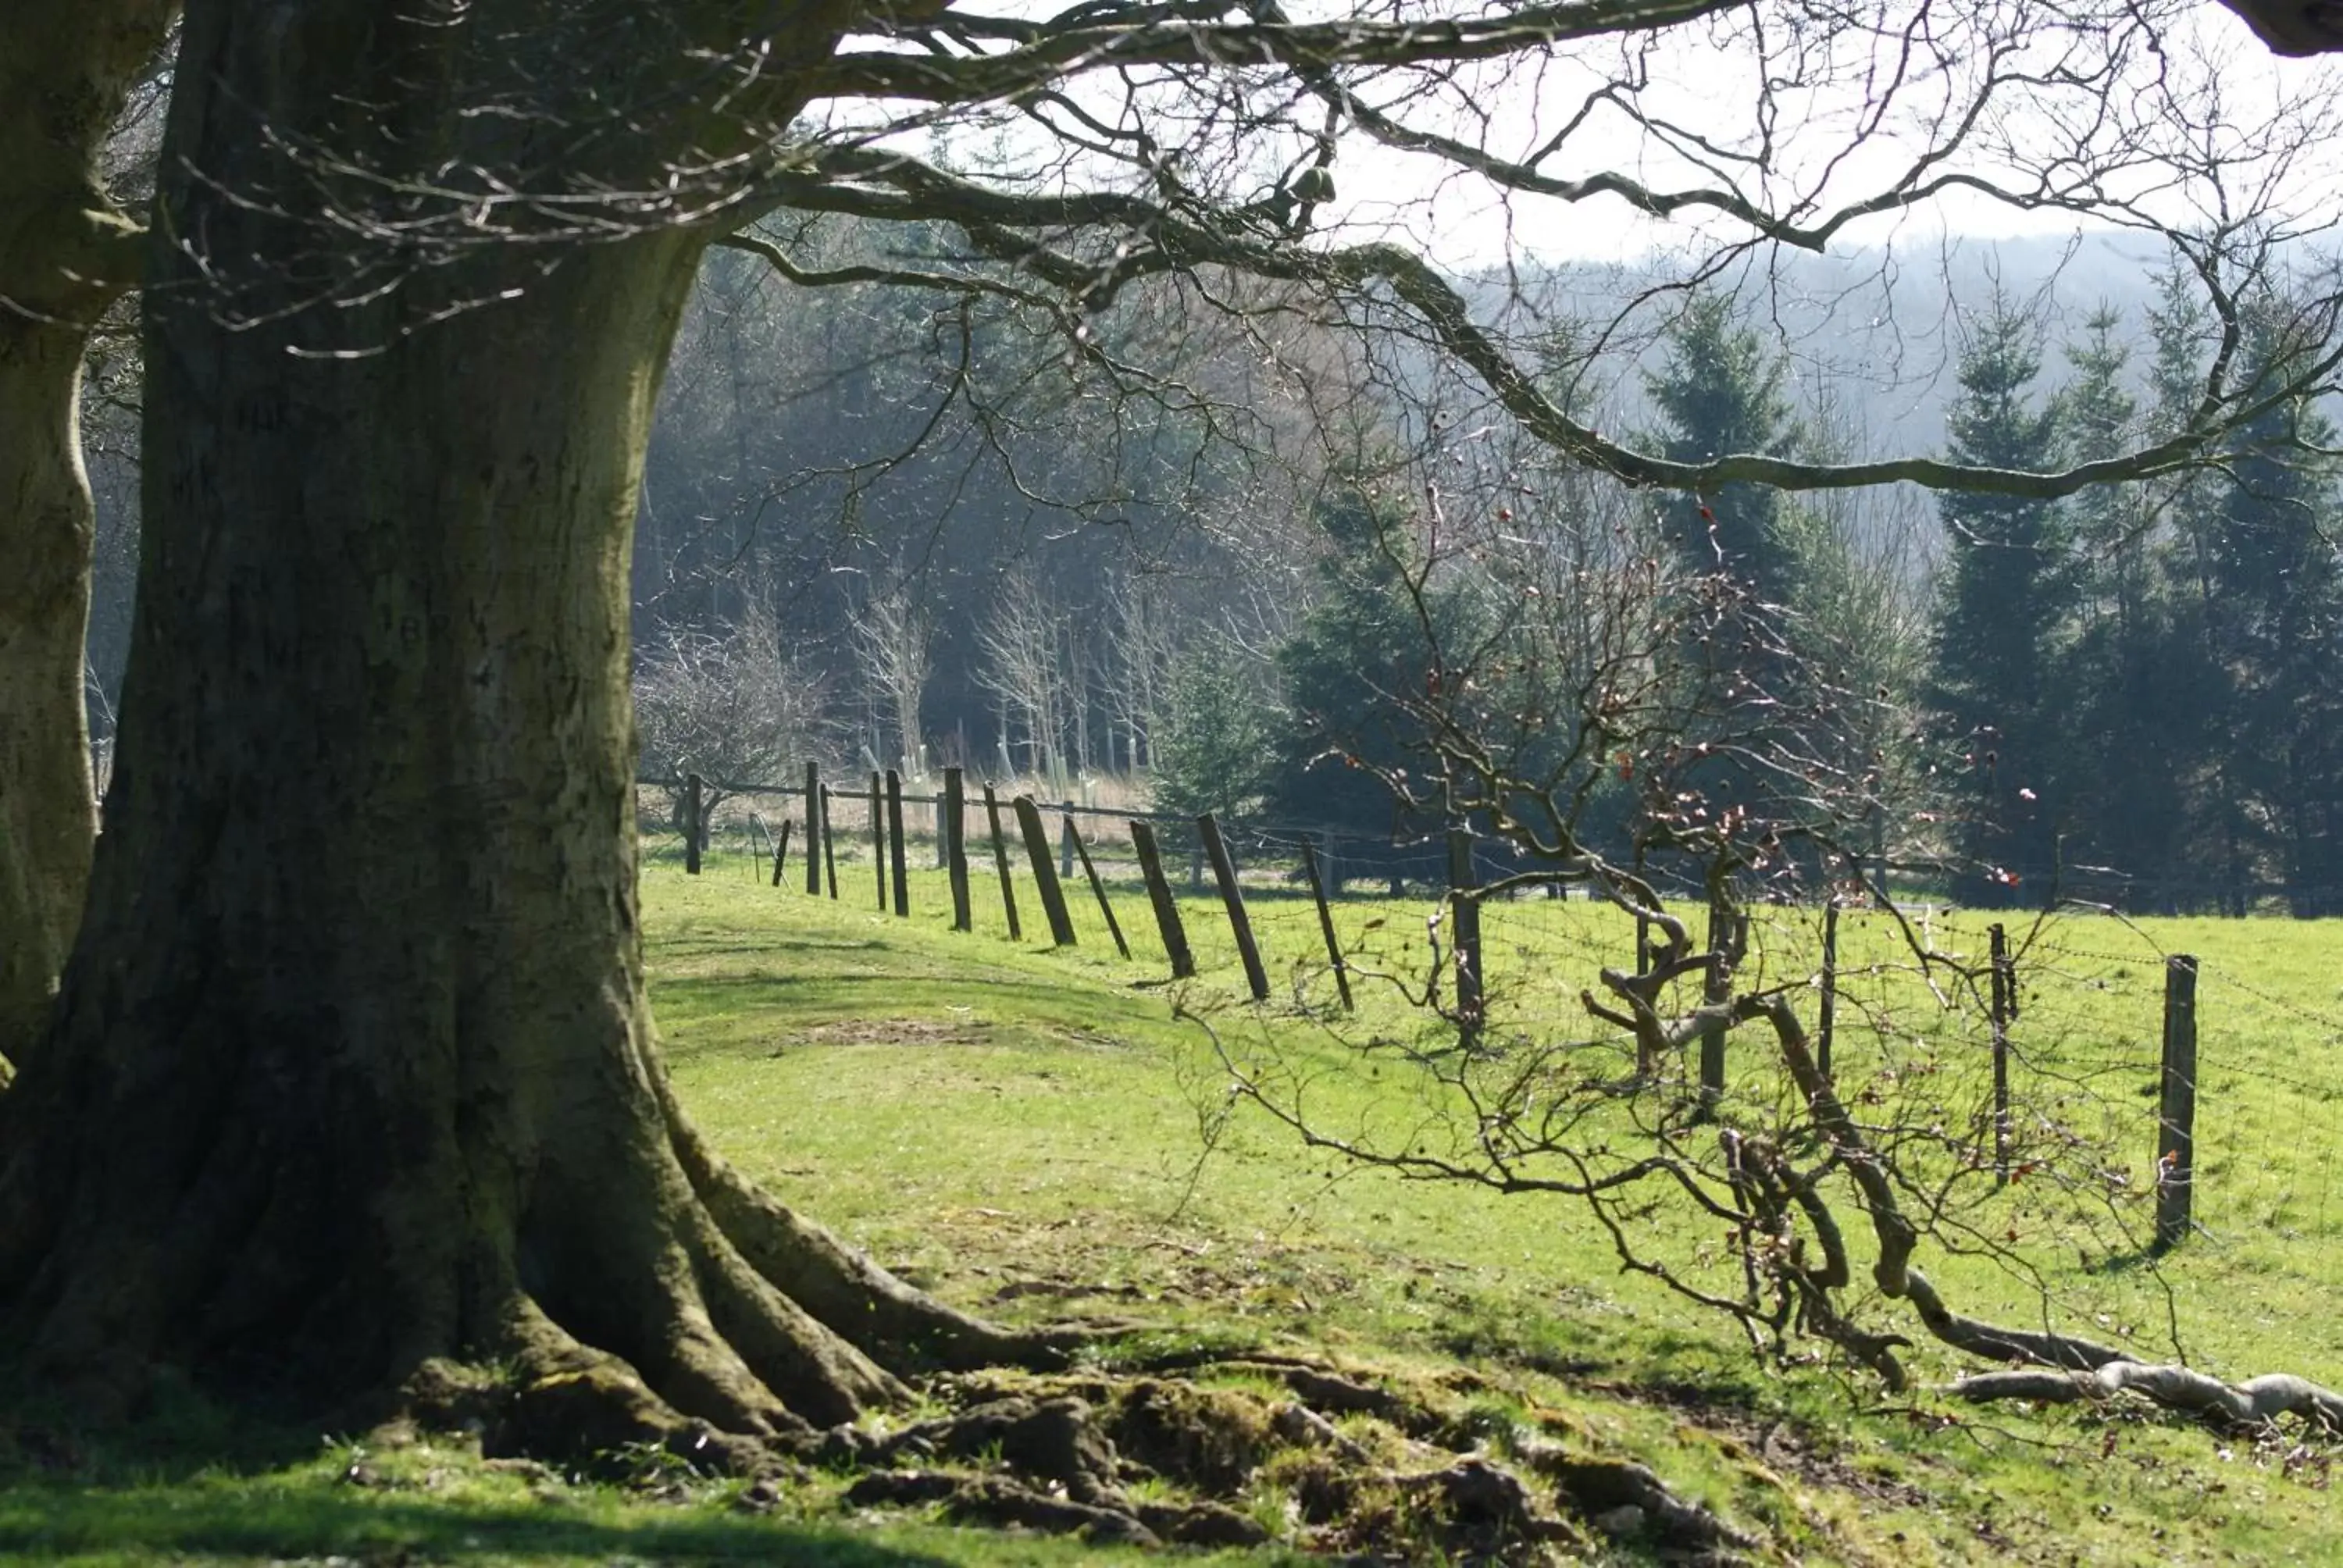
<box><xmin>0</xmin><ymin>0</ymin><xmax>175</xmax><ymax>1073</ymax></box>
<box><xmin>0</xmin><ymin>0</ymin><xmax>1038</xmax><ymax>1441</ymax></box>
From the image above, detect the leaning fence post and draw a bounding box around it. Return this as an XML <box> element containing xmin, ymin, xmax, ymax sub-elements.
<box><xmin>803</xmin><ymin>761</ymin><xmax>822</xmax><ymax>896</ymax></box>
<box><xmin>1817</xmin><ymin>899</ymin><xmax>1840</xmax><ymax>1080</ymax></box>
<box><xmin>684</xmin><ymin>772</ymin><xmax>704</xmax><ymax>875</ymax></box>
<box><xmin>770</xmin><ymin>819</ymin><xmax>791</xmax><ymax>887</ymax></box>
<box><xmin>1014</xmin><ymin>795</ymin><xmax>1078</xmax><ymax>946</ymax></box>
<box><xmin>1131</xmin><ymin>821</ymin><xmax>1194</xmax><ymax>978</ymax></box>
<box><xmin>1064</xmin><ymin>810</ymin><xmax>1129</xmax><ymax>959</ymax></box>
<box><xmin>869</xmin><ymin>772</ymin><xmax>886</xmax><ymax>911</ymax></box>
<box><xmin>1447</xmin><ymin>829</ymin><xmax>1484</xmax><ymax>1049</ymax></box>
<box><xmin>2155</xmin><ymin>953</ymin><xmax>2200</xmax><ymax>1253</ymax></box>
<box><xmin>1302</xmin><ymin>838</ymin><xmax>1353</xmax><ymax>1010</ymax></box>
<box><xmin>1989</xmin><ymin>923</ymin><xmax>2013</xmax><ymax>1185</ymax></box>
<box><xmin>1198</xmin><ymin>814</ymin><xmax>1269</xmax><ymax>1001</ymax></box>
<box><xmin>944</xmin><ymin>768</ymin><xmax>972</xmax><ymax>932</ymax></box>
<box><xmin>983</xmin><ymin>784</ymin><xmax>1022</xmax><ymax>941</ymax></box>
<box><xmin>886</xmin><ymin>769</ymin><xmax>910</xmax><ymax>917</ymax></box>
<box><xmin>819</xmin><ymin>784</ymin><xmax>838</xmax><ymax>900</ymax></box>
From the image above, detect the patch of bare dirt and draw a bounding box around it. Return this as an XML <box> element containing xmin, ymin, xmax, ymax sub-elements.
<box><xmin>783</xmin><ymin>1017</ymin><xmax>987</xmax><ymax>1049</ymax></box>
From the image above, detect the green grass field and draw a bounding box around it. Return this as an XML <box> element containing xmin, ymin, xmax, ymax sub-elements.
<box><xmin>6</xmin><ymin>839</ymin><xmax>2342</xmax><ymax>1565</ymax></box>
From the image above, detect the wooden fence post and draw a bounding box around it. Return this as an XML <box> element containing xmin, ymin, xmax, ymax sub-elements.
<box><xmin>1014</xmin><ymin>795</ymin><xmax>1078</xmax><ymax>946</ymax></box>
<box><xmin>1448</xmin><ymin>830</ymin><xmax>1484</xmax><ymax>1049</ymax></box>
<box><xmin>1302</xmin><ymin>838</ymin><xmax>1353</xmax><ymax>1010</ymax></box>
<box><xmin>2155</xmin><ymin>953</ymin><xmax>2199</xmax><ymax>1253</ymax></box>
<box><xmin>886</xmin><ymin>769</ymin><xmax>909</xmax><ymax>917</ymax></box>
<box><xmin>1990</xmin><ymin>923</ymin><xmax>2013</xmax><ymax>1185</ymax></box>
<box><xmin>1870</xmin><ymin>801</ymin><xmax>1888</xmax><ymax>903</ymax></box>
<box><xmin>1817</xmin><ymin>899</ymin><xmax>1839</xmax><ymax>1080</ymax></box>
<box><xmin>803</xmin><ymin>761</ymin><xmax>822</xmax><ymax>896</ymax></box>
<box><xmin>1130</xmin><ymin>821</ymin><xmax>1194</xmax><ymax>978</ymax></box>
<box><xmin>1697</xmin><ymin>900</ymin><xmax>1738</xmax><ymax>1114</ymax></box>
<box><xmin>1059</xmin><ymin>804</ymin><xmax>1077</xmax><ymax>879</ymax></box>
<box><xmin>819</xmin><ymin>784</ymin><xmax>838</xmax><ymax>900</ymax></box>
<box><xmin>1199</xmin><ymin>814</ymin><xmax>1269</xmax><ymax>1001</ymax></box>
<box><xmin>684</xmin><ymin>772</ymin><xmax>703</xmax><ymax>875</ymax></box>
<box><xmin>770</xmin><ymin>820</ymin><xmax>791</xmax><ymax>887</ymax></box>
<box><xmin>869</xmin><ymin>772</ymin><xmax>886</xmax><ymax>911</ymax></box>
<box><xmin>944</xmin><ymin>768</ymin><xmax>972</xmax><ymax>932</ymax></box>
<box><xmin>983</xmin><ymin>785</ymin><xmax>1022</xmax><ymax>941</ymax></box>
<box><xmin>1064</xmin><ymin>811</ymin><xmax>1129</xmax><ymax>959</ymax></box>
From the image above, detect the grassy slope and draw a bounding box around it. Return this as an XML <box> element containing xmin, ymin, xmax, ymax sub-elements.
<box><xmin>5</xmin><ymin>847</ymin><xmax>2339</xmax><ymax>1565</ymax></box>
<box><xmin>656</xmin><ymin>850</ymin><xmax>2342</xmax><ymax>1566</ymax></box>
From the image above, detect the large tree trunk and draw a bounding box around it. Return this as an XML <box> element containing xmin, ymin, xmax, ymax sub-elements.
<box><xmin>0</xmin><ymin>316</ymin><xmax>100</xmax><ymax>1083</ymax></box>
<box><xmin>0</xmin><ymin>2</ymin><xmax>174</xmax><ymax>1074</ymax></box>
<box><xmin>0</xmin><ymin>0</ymin><xmax>1035</xmax><ymax>1443</ymax></box>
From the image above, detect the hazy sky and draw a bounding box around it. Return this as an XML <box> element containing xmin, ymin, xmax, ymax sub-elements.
<box><xmin>1274</xmin><ymin>2</ymin><xmax>2343</xmax><ymax>269</ymax></box>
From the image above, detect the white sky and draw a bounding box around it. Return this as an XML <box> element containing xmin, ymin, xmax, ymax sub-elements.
<box><xmin>1194</xmin><ymin>2</ymin><xmax>2343</xmax><ymax>269</ymax></box>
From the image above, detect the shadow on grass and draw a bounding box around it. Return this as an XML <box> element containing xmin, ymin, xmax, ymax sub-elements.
<box><xmin>0</xmin><ymin>1484</ymin><xmax>955</xmax><ymax>1566</ymax></box>
<box><xmin>653</xmin><ymin>971</ymin><xmax>1168</xmax><ymax>1051</ymax></box>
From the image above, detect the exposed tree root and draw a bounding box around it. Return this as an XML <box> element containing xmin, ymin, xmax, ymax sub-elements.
<box><xmin>8</xmin><ymin>1007</ymin><xmax>1769</xmax><ymax>1566</ymax></box>
<box><xmin>419</xmin><ymin>1075</ymin><xmax>1079</xmax><ymax>1465</ymax></box>
<box><xmin>651</xmin><ymin>1064</ymin><xmax>1072</xmax><ymax>1377</ymax></box>
<box><xmin>845</xmin><ymin>1470</ymin><xmax>1168</xmax><ymax>1547</ymax></box>
<box><xmin>1528</xmin><ymin>1448</ymin><xmax>1763</xmax><ymax>1559</ymax></box>
<box><xmin>0</xmin><ymin>997</ymin><xmax>1055</xmax><ymax>1461</ymax></box>
<box><xmin>819</xmin><ymin>1361</ymin><xmax>1763</xmax><ymax>1563</ymax></box>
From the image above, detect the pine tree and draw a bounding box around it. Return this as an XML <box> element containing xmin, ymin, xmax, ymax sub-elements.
<box><xmin>1257</xmin><ymin>479</ymin><xmax>1474</xmax><ymax>886</ymax></box>
<box><xmin>2138</xmin><ymin>273</ymin><xmax>2247</xmax><ymax>909</ymax></box>
<box><xmin>2056</xmin><ymin>306</ymin><xmax>2192</xmax><ymax>897</ymax></box>
<box><xmin>1930</xmin><ymin>292</ymin><xmax>2074</xmax><ymax>906</ymax></box>
<box><xmin>2191</xmin><ymin>318</ymin><xmax>2343</xmax><ymax>914</ymax></box>
<box><xmin>1149</xmin><ymin>638</ymin><xmax>1273</xmax><ymax>826</ymax></box>
<box><xmin>1645</xmin><ymin>291</ymin><xmax>1800</xmax><ymax>600</ymax></box>
<box><xmin>1642</xmin><ymin>291</ymin><xmax>1831</xmax><ymax>871</ymax></box>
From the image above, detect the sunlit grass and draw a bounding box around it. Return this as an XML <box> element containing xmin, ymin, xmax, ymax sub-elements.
<box><xmin>657</xmin><ymin>828</ymin><xmax>2343</xmax><ymax>1390</ymax></box>
<box><xmin>643</xmin><ymin>849</ymin><xmax>2343</xmax><ymax>1563</ymax></box>
<box><xmin>9</xmin><ymin>845</ymin><xmax>2340</xmax><ymax>1565</ymax></box>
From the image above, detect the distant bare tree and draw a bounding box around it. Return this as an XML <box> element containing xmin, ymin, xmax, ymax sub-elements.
<box><xmin>1102</xmin><ymin>572</ymin><xmax>1176</xmax><ymax>773</ymax></box>
<box><xmin>853</xmin><ymin>566</ymin><xmax>935</xmax><ymax>778</ymax></box>
<box><xmin>978</xmin><ymin>567</ymin><xmax>1068</xmax><ymax>784</ymax></box>
<box><xmin>634</xmin><ymin>601</ymin><xmax>832</xmax><ymax>833</ymax></box>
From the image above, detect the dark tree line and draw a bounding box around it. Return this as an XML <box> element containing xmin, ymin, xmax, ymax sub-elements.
<box><xmin>1132</xmin><ymin>280</ymin><xmax>2343</xmax><ymax>919</ymax></box>
<box><xmin>1931</xmin><ymin>285</ymin><xmax>2343</xmax><ymax>914</ymax></box>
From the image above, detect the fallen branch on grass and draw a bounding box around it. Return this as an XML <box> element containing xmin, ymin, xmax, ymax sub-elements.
<box><xmin>1953</xmin><ymin>1363</ymin><xmax>2343</xmax><ymax>1431</ymax></box>
<box><xmin>1745</xmin><ymin>994</ymin><xmax>2343</xmax><ymax>1436</ymax></box>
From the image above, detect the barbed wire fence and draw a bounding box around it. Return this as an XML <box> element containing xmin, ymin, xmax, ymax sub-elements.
<box><xmin>646</xmin><ymin>764</ymin><xmax>2343</xmax><ymax>1267</ymax></box>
